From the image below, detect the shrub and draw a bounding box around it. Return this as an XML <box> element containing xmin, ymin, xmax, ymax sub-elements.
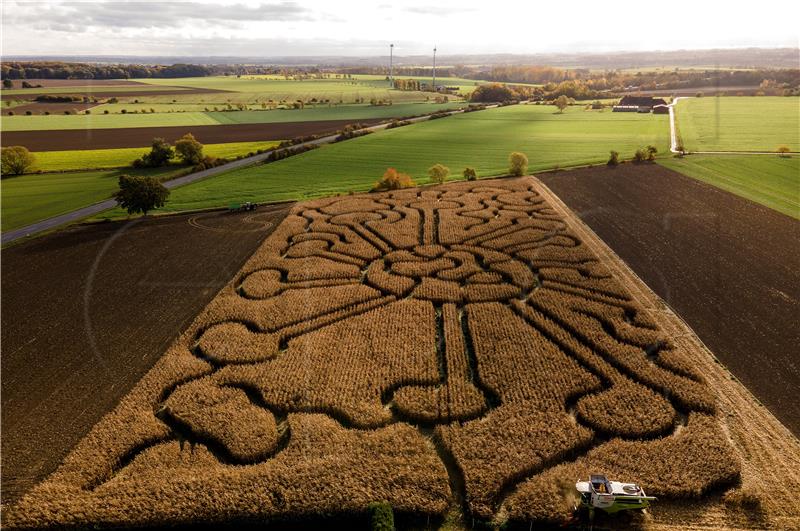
<box><xmin>463</xmin><ymin>167</ymin><xmax>477</xmax><ymax>181</ymax></box>
<box><xmin>367</xmin><ymin>501</ymin><xmax>394</xmax><ymax>531</ymax></box>
<box><xmin>133</xmin><ymin>137</ymin><xmax>174</xmax><ymax>168</ymax></box>
<box><xmin>6</xmin><ymin>111</ymin><xmax>13</xmax><ymax>116</ymax></box>
<box><xmin>25</xmin><ymin>110</ymin><xmax>32</xmax><ymax>115</ymax></box>
<box><xmin>113</xmin><ymin>174</ymin><xmax>170</xmax><ymax>215</ymax></box>
<box><xmin>372</xmin><ymin>168</ymin><xmax>415</xmax><ymax>191</ymax></box>
<box><xmin>428</xmin><ymin>163</ymin><xmax>450</xmax><ymax>185</ymax></box>
<box><xmin>509</xmin><ymin>151</ymin><xmax>528</xmax><ymax>176</ymax></box>
<box><xmin>646</xmin><ymin>145</ymin><xmax>658</xmax><ymax>161</ymax></box>
<box><xmin>85</xmin><ymin>110</ymin><xmax>91</xmax><ymax>115</ymax></box>
<box><xmin>174</xmin><ymin>133</ymin><xmax>204</xmax><ymax>165</ymax></box>
<box><xmin>607</xmin><ymin>150</ymin><xmax>619</xmax><ymax>166</ymax></box>
<box><xmin>104</xmin><ymin>110</ymin><xmax>109</xmax><ymax>114</ymax></box>
<box><xmin>1</xmin><ymin>146</ymin><xmax>36</xmax><ymax>176</ymax></box>
<box><xmin>777</xmin><ymin>145</ymin><xmax>791</xmax><ymax>158</ymax></box>
<box><xmin>633</xmin><ymin>148</ymin><xmax>648</xmax><ymax>163</ymax></box>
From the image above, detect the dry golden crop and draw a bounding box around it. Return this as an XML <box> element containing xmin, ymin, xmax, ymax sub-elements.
<box><xmin>6</xmin><ymin>176</ymin><xmax>740</xmax><ymax>529</ymax></box>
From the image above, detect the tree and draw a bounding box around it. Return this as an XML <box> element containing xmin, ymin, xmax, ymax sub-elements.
<box><xmin>133</xmin><ymin>137</ymin><xmax>173</xmax><ymax>168</ymax></box>
<box><xmin>607</xmin><ymin>150</ymin><xmax>619</xmax><ymax>166</ymax></box>
<box><xmin>428</xmin><ymin>163</ymin><xmax>450</xmax><ymax>184</ymax></box>
<box><xmin>174</xmin><ymin>133</ymin><xmax>204</xmax><ymax>165</ymax></box>
<box><xmin>554</xmin><ymin>95</ymin><xmax>569</xmax><ymax>113</ymax></box>
<box><xmin>113</xmin><ymin>174</ymin><xmax>170</xmax><ymax>215</ymax></box>
<box><xmin>2</xmin><ymin>78</ymin><xmax>12</xmax><ymax>89</ymax></box>
<box><xmin>1</xmin><ymin>146</ymin><xmax>36</xmax><ymax>176</ymax></box>
<box><xmin>509</xmin><ymin>151</ymin><xmax>528</xmax><ymax>176</ymax></box>
<box><xmin>777</xmin><ymin>145</ymin><xmax>792</xmax><ymax>158</ymax></box>
<box><xmin>372</xmin><ymin>168</ymin><xmax>415</xmax><ymax>191</ymax></box>
<box><xmin>470</xmin><ymin>83</ymin><xmax>517</xmax><ymax>103</ymax></box>
<box><xmin>646</xmin><ymin>145</ymin><xmax>658</xmax><ymax>161</ymax></box>
<box><xmin>463</xmin><ymin>167</ymin><xmax>477</xmax><ymax>181</ymax></box>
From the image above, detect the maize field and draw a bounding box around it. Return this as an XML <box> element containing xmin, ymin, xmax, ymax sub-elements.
<box><xmin>7</xmin><ymin>176</ymin><xmax>742</xmax><ymax>528</ymax></box>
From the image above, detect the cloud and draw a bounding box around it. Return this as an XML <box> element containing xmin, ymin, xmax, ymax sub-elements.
<box><xmin>7</xmin><ymin>1</ymin><xmax>315</xmax><ymax>31</ymax></box>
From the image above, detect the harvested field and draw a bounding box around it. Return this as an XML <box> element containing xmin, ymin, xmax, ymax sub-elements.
<box><xmin>0</xmin><ymin>86</ymin><xmax>228</xmax><ymax>101</ymax></box>
<box><xmin>1</xmin><ymin>119</ymin><xmax>381</xmax><ymax>151</ymax></box>
<box><xmin>3</xmin><ymin>79</ymin><xmax>149</xmax><ymax>87</ymax></box>
<box><xmin>1</xmin><ymin>205</ymin><xmax>291</xmax><ymax>506</ymax></box>
<box><xmin>9</xmin><ymin>176</ymin><xmax>797</xmax><ymax>530</ymax></box>
<box><xmin>539</xmin><ymin>163</ymin><xmax>800</xmax><ymax>435</ymax></box>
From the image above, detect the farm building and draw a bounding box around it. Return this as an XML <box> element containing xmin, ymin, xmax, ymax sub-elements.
<box><xmin>613</xmin><ymin>95</ymin><xmax>668</xmax><ymax>113</ymax></box>
<box><xmin>653</xmin><ymin>104</ymin><xmax>670</xmax><ymax>114</ymax></box>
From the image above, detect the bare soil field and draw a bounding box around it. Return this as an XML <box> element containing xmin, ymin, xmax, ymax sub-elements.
<box><xmin>4</xmin><ymin>79</ymin><xmax>149</xmax><ymax>87</ymax></box>
<box><xmin>2</xmin><ymin>119</ymin><xmax>383</xmax><ymax>151</ymax></box>
<box><xmin>1</xmin><ymin>205</ymin><xmax>291</xmax><ymax>506</ymax></box>
<box><xmin>539</xmin><ymin>163</ymin><xmax>800</xmax><ymax>435</ymax></box>
<box><xmin>1</xmin><ymin>87</ymin><xmax>228</xmax><ymax>101</ymax></box>
<box><xmin>6</xmin><ymin>102</ymin><xmax>102</xmax><ymax>115</ymax></box>
<box><xmin>5</xmin><ymin>177</ymin><xmax>797</xmax><ymax>530</ymax></box>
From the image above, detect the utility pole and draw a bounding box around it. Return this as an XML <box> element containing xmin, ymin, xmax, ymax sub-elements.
<box><xmin>432</xmin><ymin>46</ymin><xmax>437</xmax><ymax>92</ymax></box>
<box><xmin>389</xmin><ymin>43</ymin><xmax>394</xmax><ymax>87</ymax></box>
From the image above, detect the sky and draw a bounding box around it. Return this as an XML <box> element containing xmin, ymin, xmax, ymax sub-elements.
<box><xmin>2</xmin><ymin>0</ymin><xmax>799</xmax><ymax>58</ymax></box>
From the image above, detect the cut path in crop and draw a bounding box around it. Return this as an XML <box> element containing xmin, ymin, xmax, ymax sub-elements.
<box><xmin>0</xmin><ymin>205</ymin><xmax>292</xmax><ymax>505</ymax></box>
<box><xmin>539</xmin><ymin>163</ymin><xmax>800</xmax><ymax>435</ymax></box>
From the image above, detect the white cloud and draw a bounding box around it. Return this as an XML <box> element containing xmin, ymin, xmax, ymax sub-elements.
<box><xmin>1</xmin><ymin>0</ymin><xmax>798</xmax><ymax>57</ymax></box>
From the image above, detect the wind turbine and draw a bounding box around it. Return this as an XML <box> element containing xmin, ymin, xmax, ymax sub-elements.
<box><xmin>432</xmin><ymin>45</ymin><xmax>437</xmax><ymax>91</ymax></box>
<box><xmin>389</xmin><ymin>43</ymin><xmax>394</xmax><ymax>87</ymax></box>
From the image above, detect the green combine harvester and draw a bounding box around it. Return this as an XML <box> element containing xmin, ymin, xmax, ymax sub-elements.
<box><xmin>576</xmin><ymin>474</ymin><xmax>656</xmax><ymax>516</ymax></box>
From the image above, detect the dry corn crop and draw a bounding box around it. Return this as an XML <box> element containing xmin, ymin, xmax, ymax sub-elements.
<box><xmin>6</xmin><ymin>177</ymin><xmax>739</xmax><ymax>529</ymax></box>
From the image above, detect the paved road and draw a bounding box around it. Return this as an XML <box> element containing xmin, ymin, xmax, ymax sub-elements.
<box><xmin>2</xmin><ymin>105</ymin><xmax>485</xmax><ymax>245</ymax></box>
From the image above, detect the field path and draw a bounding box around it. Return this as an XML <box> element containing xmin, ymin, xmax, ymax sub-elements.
<box><xmin>2</xmin><ymin>105</ymin><xmax>489</xmax><ymax>245</ymax></box>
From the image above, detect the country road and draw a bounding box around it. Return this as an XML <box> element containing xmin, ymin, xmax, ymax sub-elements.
<box><xmin>2</xmin><ymin>104</ymin><xmax>492</xmax><ymax>245</ymax></box>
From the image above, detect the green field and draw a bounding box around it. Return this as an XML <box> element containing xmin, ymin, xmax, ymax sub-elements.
<box><xmin>677</xmin><ymin>97</ymin><xmax>800</xmax><ymax>152</ymax></box>
<box><xmin>134</xmin><ymin>75</ymin><xmax>455</xmax><ymax>104</ymax></box>
<box><xmin>30</xmin><ymin>141</ymin><xmax>284</xmax><ymax>172</ymax></box>
<box><xmin>659</xmin><ymin>155</ymin><xmax>800</xmax><ymax>219</ymax></box>
<box><xmin>1</xmin><ymin>166</ymin><xmax>184</xmax><ymax>231</ymax></box>
<box><xmin>1</xmin><ymin>102</ymin><xmax>465</xmax><ymax>131</ymax></box>
<box><xmin>117</xmin><ymin>104</ymin><xmax>668</xmax><ymax>214</ymax></box>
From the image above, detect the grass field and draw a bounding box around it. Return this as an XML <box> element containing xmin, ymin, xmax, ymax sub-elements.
<box><xmin>135</xmin><ymin>75</ymin><xmax>450</xmax><ymax>104</ymax></box>
<box><xmin>31</xmin><ymin>141</ymin><xmax>283</xmax><ymax>172</ymax></box>
<box><xmin>677</xmin><ymin>96</ymin><xmax>800</xmax><ymax>152</ymax></box>
<box><xmin>138</xmin><ymin>103</ymin><xmax>669</xmax><ymax>213</ymax></box>
<box><xmin>1</xmin><ymin>166</ymin><xmax>183</xmax><ymax>231</ymax></box>
<box><xmin>659</xmin><ymin>155</ymin><xmax>800</xmax><ymax>219</ymax></box>
<box><xmin>1</xmin><ymin>102</ymin><xmax>464</xmax><ymax>131</ymax></box>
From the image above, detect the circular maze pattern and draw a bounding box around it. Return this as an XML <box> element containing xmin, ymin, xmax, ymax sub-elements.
<box><xmin>9</xmin><ymin>178</ymin><xmax>741</xmax><ymax>529</ymax></box>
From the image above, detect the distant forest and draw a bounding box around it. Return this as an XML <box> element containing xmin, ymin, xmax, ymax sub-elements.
<box><xmin>2</xmin><ymin>60</ymin><xmax>798</xmax><ymax>99</ymax></box>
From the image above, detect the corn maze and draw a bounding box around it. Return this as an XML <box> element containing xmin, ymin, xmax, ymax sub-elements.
<box><xmin>8</xmin><ymin>177</ymin><xmax>740</xmax><ymax>528</ymax></box>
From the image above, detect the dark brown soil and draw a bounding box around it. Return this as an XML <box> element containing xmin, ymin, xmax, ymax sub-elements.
<box><xmin>4</xmin><ymin>79</ymin><xmax>148</xmax><ymax>88</ymax></box>
<box><xmin>2</xmin><ymin>119</ymin><xmax>383</xmax><ymax>151</ymax></box>
<box><xmin>539</xmin><ymin>163</ymin><xmax>800</xmax><ymax>436</ymax></box>
<box><xmin>0</xmin><ymin>205</ymin><xmax>291</xmax><ymax>505</ymax></box>
<box><xmin>6</xmin><ymin>102</ymin><xmax>101</xmax><ymax>115</ymax></box>
<box><xmin>1</xmin><ymin>87</ymin><xmax>228</xmax><ymax>101</ymax></box>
